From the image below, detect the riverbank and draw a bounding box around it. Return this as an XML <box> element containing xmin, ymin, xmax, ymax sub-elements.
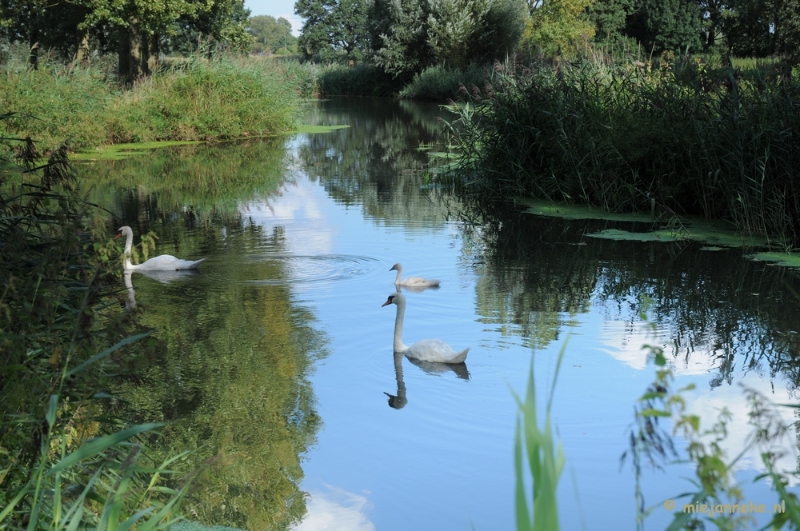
<box><xmin>0</xmin><ymin>55</ymin><xmax>311</xmax><ymax>152</ymax></box>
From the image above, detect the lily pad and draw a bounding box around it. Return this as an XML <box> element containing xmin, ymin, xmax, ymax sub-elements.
<box><xmin>585</xmin><ymin>229</ymin><xmax>682</xmax><ymax>242</ymax></box>
<box><xmin>746</xmin><ymin>251</ymin><xmax>800</xmax><ymax>269</ymax></box>
<box><xmin>586</xmin><ymin>225</ymin><xmax>768</xmax><ymax>248</ymax></box>
<box><xmin>519</xmin><ymin>198</ymin><xmax>654</xmax><ymax>223</ymax></box>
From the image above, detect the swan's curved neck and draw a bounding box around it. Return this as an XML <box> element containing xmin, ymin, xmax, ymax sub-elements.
<box><xmin>393</xmin><ymin>297</ymin><xmax>409</xmax><ymax>352</ymax></box>
<box><xmin>393</xmin><ymin>265</ymin><xmax>403</xmax><ymax>284</ymax></box>
<box><xmin>122</xmin><ymin>229</ymin><xmax>135</xmax><ymax>270</ymax></box>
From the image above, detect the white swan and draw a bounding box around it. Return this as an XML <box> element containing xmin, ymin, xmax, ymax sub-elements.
<box><xmin>115</xmin><ymin>226</ymin><xmax>206</xmax><ymax>271</ymax></box>
<box><xmin>382</xmin><ymin>292</ymin><xmax>468</xmax><ymax>363</ymax></box>
<box><xmin>390</xmin><ymin>263</ymin><xmax>440</xmax><ymax>287</ymax></box>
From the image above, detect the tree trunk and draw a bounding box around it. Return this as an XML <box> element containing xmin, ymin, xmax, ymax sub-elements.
<box><xmin>28</xmin><ymin>36</ymin><xmax>39</xmax><ymax>71</ymax></box>
<box><xmin>118</xmin><ymin>19</ymin><xmax>144</xmax><ymax>82</ymax></box>
<box><xmin>118</xmin><ymin>26</ymin><xmax>130</xmax><ymax>81</ymax></box>
<box><xmin>146</xmin><ymin>33</ymin><xmax>159</xmax><ymax>74</ymax></box>
<box><xmin>75</xmin><ymin>26</ymin><xmax>90</xmax><ymax>66</ymax></box>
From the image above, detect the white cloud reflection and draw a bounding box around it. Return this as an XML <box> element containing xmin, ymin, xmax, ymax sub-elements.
<box><xmin>600</xmin><ymin>319</ymin><xmax>800</xmax><ymax>483</ymax></box>
<box><xmin>293</xmin><ymin>485</ymin><xmax>375</xmax><ymax>531</ymax></box>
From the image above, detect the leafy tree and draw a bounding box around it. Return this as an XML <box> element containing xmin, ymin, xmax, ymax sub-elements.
<box><xmin>369</xmin><ymin>0</ymin><xmax>525</xmax><ymax>76</ymax></box>
<box><xmin>522</xmin><ymin>0</ymin><xmax>596</xmax><ymax>57</ymax></box>
<box><xmin>295</xmin><ymin>0</ymin><xmax>367</xmax><ymax>64</ymax></box>
<box><xmin>587</xmin><ymin>0</ymin><xmax>638</xmax><ymax>44</ymax></box>
<box><xmin>625</xmin><ymin>0</ymin><xmax>702</xmax><ymax>54</ymax></box>
<box><xmin>719</xmin><ymin>0</ymin><xmax>773</xmax><ymax>56</ymax></box>
<box><xmin>774</xmin><ymin>0</ymin><xmax>800</xmax><ymax>64</ymax></box>
<box><xmin>368</xmin><ymin>0</ymin><xmax>429</xmax><ymax>75</ymax></box>
<box><xmin>248</xmin><ymin>15</ymin><xmax>297</xmax><ymax>53</ymax></box>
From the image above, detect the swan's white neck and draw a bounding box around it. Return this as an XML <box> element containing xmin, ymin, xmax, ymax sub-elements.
<box><xmin>393</xmin><ymin>264</ymin><xmax>403</xmax><ymax>284</ymax></box>
<box><xmin>121</xmin><ymin>227</ymin><xmax>136</xmax><ymax>270</ymax></box>
<box><xmin>393</xmin><ymin>296</ymin><xmax>409</xmax><ymax>352</ymax></box>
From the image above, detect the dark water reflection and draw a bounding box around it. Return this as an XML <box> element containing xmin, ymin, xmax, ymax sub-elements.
<box><xmin>79</xmin><ymin>97</ymin><xmax>800</xmax><ymax>530</ymax></box>
<box><xmin>472</xmin><ymin>210</ymin><xmax>800</xmax><ymax>387</ymax></box>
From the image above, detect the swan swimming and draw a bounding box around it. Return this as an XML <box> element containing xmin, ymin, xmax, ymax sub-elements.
<box><xmin>382</xmin><ymin>292</ymin><xmax>468</xmax><ymax>363</ymax></box>
<box><xmin>390</xmin><ymin>263</ymin><xmax>440</xmax><ymax>287</ymax></box>
<box><xmin>115</xmin><ymin>226</ymin><xmax>206</xmax><ymax>271</ymax></box>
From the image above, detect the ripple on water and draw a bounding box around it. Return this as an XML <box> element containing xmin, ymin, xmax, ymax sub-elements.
<box><xmin>212</xmin><ymin>254</ymin><xmax>380</xmax><ymax>287</ymax></box>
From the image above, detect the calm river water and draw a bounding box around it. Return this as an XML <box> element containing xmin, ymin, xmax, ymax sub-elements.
<box><xmin>81</xmin><ymin>97</ymin><xmax>800</xmax><ymax>530</ymax></box>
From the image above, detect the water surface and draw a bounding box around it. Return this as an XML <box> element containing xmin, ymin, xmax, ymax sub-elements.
<box><xmin>83</xmin><ymin>97</ymin><xmax>800</xmax><ymax>530</ymax></box>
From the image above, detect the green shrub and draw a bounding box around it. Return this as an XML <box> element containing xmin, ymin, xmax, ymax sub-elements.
<box><xmin>399</xmin><ymin>64</ymin><xmax>489</xmax><ymax>101</ymax></box>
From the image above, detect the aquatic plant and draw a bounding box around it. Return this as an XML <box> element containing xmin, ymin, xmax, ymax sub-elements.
<box><xmin>513</xmin><ymin>344</ymin><xmax>566</xmax><ymax>531</ymax></box>
<box><xmin>622</xmin><ymin>303</ymin><xmax>800</xmax><ymax>530</ymax></box>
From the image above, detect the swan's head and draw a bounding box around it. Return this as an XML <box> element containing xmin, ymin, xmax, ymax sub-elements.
<box><xmin>382</xmin><ymin>292</ymin><xmax>405</xmax><ymax>307</ymax></box>
<box><xmin>114</xmin><ymin>226</ymin><xmax>132</xmax><ymax>240</ymax></box>
<box><xmin>389</xmin><ymin>263</ymin><xmax>402</xmax><ymax>272</ymax></box>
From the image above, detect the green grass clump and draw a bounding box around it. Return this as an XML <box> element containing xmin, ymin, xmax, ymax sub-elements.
<box><xmin>513</xmin><ymin>345</ymin><xmax>566</xmax><ymax>531</ymax></box>
<box><xmin>0</xmin><ymin>55</ymin><xmax>306</xmax><ymax>150</ymax></box>
<box><xmin>399</xmin><ymin>64</ymin><xmax>489</xmax><ymax>101</ymax></box>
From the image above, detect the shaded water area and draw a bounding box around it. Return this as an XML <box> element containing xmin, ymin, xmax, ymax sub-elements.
<box><xmin>80</xmin><ymin>98</ymin><xmax>800</xmax><ymax>530</ymax></box>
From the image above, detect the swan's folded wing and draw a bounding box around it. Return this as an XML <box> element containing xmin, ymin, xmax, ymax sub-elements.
<box><xmin>406</xmin><ymin>339</ymin><xmax>468</xmax><ymax>363</ymax></box>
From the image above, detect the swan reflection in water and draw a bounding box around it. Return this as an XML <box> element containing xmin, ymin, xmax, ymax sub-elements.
<box><xmin>385</xmin><ymin>352</ymin><xmax>470</xmax><ymax>410</ymax></box>
<box><xmin>122</xmin><ymin>269</ymin><xmax>202</xmax><ymax>311</ymax></box>
<box><xmin>396</xmin><ymin>283</ymin><xmax>440</xmax><ymax>294</ymax></box>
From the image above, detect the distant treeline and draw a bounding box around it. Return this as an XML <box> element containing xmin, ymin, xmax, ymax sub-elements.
<box><xmin>295</xmin><ymin>0</ymin><xmax>800</xmax><ymax>76</ymax></box>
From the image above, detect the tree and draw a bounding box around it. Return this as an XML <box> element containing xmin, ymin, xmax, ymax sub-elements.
<box><xmin>644</xmin><ymin>0</ymin><xmax>703</xmax><ymax>53</ymax></box>
<box><xmin>248</xmin><ymin>15</ymin><xmax>297</xmax><ymax>53</ymax></box>
<box><xmin>368</xmin><ymin>0</ymin><xmax>525</xmax><ymax>76</ymax></box>
<box><xmin>522</xmin><ymin>0</ymin><xmax>596</xmax><ymax>57</ymax></box>
<box><xmin>587</xmin><ymin>0</ymin><xmax>638</xmax><ymax>44</ymax></box>
<box><xmin>295</xmin><ymin>0</ymin><xmax>367</xmax><ymax>64</ymax></box>
<box><xmin>775</xmin><ymin>0</ymin><xmax>800</xmax><ymax>64</ymax></box>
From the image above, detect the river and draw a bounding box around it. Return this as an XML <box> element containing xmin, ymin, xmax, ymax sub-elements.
<box><xmin>80</xmin><ymin>97</ymin><xmax>800</xmax><ymax>531</ymax></box>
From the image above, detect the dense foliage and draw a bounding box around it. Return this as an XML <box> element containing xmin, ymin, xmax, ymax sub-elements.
<box><xmin>0</xmin><ymin>0</ymin><xmax>253</xmax><ymax>80</ymax></box>
<box><xmin>449</xmin><ymin>58</ymin><xmax>800</xmax><ymax>246</ymax></box>
<box><xmin>294</xmin><ymin>0</ymin><xmax>800</xmax><ymax>72</ymax></box>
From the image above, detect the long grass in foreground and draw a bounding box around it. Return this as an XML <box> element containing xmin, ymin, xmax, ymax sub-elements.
<box><xmin>513</xmin><ymin>345</ymin><xmax>566</xmax><ymax>531</ymax></box>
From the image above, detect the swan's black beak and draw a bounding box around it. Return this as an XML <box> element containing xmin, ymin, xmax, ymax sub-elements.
<box><xmin>382</xmin><ymin>296</ymin><xmax>394</xmax><ymax>307</ymax></box>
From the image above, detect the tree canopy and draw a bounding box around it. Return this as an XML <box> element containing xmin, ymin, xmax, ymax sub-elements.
<box><xmin>0</xmin><ymin>0</ymin><xmax>253</xmax><ymax>78</ymax></box>
<box><xmin>248</xmin><ymin>15</ymin><xmax>298</xmax><ymax>54</ymax></box>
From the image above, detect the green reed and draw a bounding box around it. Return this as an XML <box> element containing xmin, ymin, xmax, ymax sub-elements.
<box><xmin>513</xmin><ymin>344</ymin><xmax>566</xmax><ymax>531</ymax></box>
<box><xmin>450</xmin><ymin>57</ymin><xmax>800</xmax><ymax>248</ymax></box>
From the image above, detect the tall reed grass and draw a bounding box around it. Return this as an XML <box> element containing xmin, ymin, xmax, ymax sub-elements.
<box><xmin>450</xmin><ymin>57</ymin><xmax>800</xmax><ymax>248</ymax></box>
